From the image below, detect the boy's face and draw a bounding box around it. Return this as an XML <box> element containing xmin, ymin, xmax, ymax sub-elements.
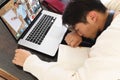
<box><xmin>74</xmin><ymin>22</ymin><xmax>99</xmax><ymax>39</ymax></box>
<box><xmin>74</xmin><ymin>10</ymin><xmax>101</xmax><ymax>39</ymax></box>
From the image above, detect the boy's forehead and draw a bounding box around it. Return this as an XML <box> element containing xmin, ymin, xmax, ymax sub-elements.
<box><xmin>75</xmin><ymin>22</ymin><xmax>88</xmax><ymax>29</ymax></box>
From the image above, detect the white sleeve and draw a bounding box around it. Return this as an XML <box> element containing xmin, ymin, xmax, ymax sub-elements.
<box><xmin>78</xmin><ymin>57</ymin><xmax>120</xmax><ymax>80</ymax></box>
<box><xmin>23</xmin><ymin>55</ymin><xmax>56</xmax><ymax>80</ymax></box>
<box><xmin>23</xmin><ymin>55</ymin><xmax>80</xmax><ymax>80</ymax></box>
<box><xmin>23</xmin><ymin>44</ymin><xmax>90</xmax><ymax>80</ymax></box>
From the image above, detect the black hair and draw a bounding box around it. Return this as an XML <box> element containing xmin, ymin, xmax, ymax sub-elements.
<box><xmin>62</xmin><ymin>0</ymin><xmax>107</xmax><ymax>28</ymax></box>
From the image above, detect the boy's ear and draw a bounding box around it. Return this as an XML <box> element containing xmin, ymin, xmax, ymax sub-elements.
<box><xmin>87</xmin><ymin>11</ymin><xmax>97</xmax><ymax>24</ymax></box>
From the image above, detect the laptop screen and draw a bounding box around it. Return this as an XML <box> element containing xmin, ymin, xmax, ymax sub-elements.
<box><xmin>0</xmin><ymin>0</ymin><xmax>42</xmax><ymax>40</ymax></box>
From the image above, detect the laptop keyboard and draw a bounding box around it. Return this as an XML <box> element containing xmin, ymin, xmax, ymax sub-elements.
<box><xmin>26</xmin><ymin>14</ymin><xmax>56</xmax><ymax>45</ymax></box>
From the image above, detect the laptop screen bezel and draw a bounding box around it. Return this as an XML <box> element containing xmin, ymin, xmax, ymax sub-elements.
<box><xmin>0</xmin><ymin>0</ymin><xmax>44</xmax><ymax>42</ymax></box>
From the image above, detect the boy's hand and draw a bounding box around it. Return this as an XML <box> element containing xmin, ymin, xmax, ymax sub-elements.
<box><xmin>65</xmin><ymin>31</ymin><xmax>82</xmax><ymax>47</ymax></box>
<box><xmin>12</xmin><ymin>49</ymin><xmax>31</xmax><ymax>67</ymax></box>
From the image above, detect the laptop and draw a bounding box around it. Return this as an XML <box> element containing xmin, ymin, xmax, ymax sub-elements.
<box><xmin>0</xmin><ymin>0</ymin><xmax>67</xmax><ymax>56</ymax></box>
